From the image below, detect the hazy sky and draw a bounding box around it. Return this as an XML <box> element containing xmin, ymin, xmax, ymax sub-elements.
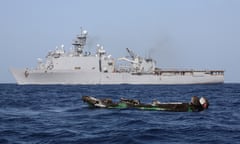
<box><xmin>1</xmin><ymin>0</ymin><xmax>240</xmax><ymax>83</ymax></box>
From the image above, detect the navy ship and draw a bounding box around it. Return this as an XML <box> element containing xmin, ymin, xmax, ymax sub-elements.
<box><xmin>10</xmin><ymin>29</ymin><xmax>224</xmax><ymax>85</ymax></box>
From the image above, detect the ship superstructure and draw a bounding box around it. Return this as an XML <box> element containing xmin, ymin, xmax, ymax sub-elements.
<box><xmin>10</xmin><ymin>29</ymin><xmax>224</xmax><ymax>85</ymax></box>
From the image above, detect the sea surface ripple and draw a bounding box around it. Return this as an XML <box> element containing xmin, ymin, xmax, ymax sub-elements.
<box><xmin>0</xmin><ymin>84</ymin><xmax>239</xmax><ymax>144</ymax></box>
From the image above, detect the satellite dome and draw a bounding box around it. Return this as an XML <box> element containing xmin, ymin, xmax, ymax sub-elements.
<box><xmin>82</xmin><ymin>30</ymin><xmax>88</xmax><ymax>35</ymax></box>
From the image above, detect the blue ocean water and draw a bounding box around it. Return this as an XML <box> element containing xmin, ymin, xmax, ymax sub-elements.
<box><xmin>0</xmin><ymin>84</ymin><xmax>239</xmax><ymax>144</ymax></box>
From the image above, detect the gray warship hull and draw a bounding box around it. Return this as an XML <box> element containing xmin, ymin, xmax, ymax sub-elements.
<box><xmin>10</xmin><ymin>68</ymin><xmax>224</xmax><ymax>85</ymax></box>
<box><xmin>10</xmin><ymin>29</ymin><xmax>224</xmax><ymax>85</ymax></box>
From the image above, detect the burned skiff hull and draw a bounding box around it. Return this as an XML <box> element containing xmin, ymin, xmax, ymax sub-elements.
<box><xmin>82</xmin><ymin>96</ymin><xmax>209</xmax><ymax>112</ymax></box>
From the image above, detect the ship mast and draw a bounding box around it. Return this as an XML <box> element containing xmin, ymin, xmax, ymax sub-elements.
<box><xmin>72</xmin><ymin>28</ymin><xmax>88</xmax><ymax>56</ymax></box>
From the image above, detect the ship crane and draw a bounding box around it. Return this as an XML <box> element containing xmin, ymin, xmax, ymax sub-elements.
<box><xmin>118</xmin><ymin>48</ymin><xmax>141</xmax><ymax>64</ymax></box>
<box><xmin>126</xmin><ymin>48</ymin><xmax>138</xmax><ymax>60</ymax></box>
